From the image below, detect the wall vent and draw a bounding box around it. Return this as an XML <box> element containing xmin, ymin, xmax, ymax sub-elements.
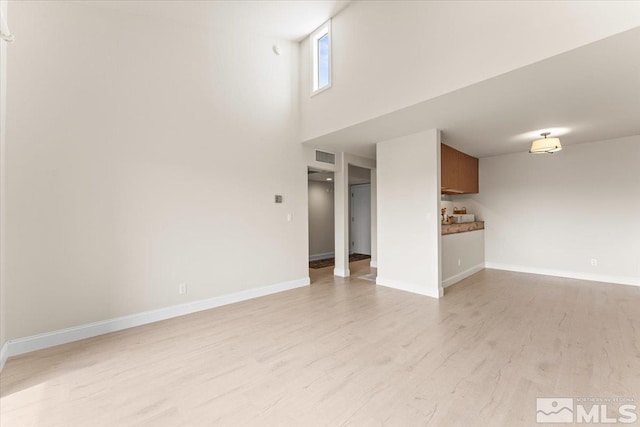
<box><xmin>315</xmin><ymin>150</ymin><xmax>336</xmax><ymax>164</ymax></box>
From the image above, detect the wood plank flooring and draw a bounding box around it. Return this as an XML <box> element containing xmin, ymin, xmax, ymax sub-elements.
<box><xmin>1</xmin><ymin>261</ymin><xmax>639</xmax><ymax>426</ymax></box>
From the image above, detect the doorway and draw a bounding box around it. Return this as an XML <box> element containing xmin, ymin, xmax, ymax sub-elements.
<box><xmin>348</xmin><ymin>165</ymin><xmax>372</xmax><ymax>268</ymax></box>
<box><xmin>306</xmin><ymin>155</ymin><xmax>377</xmax><ymax>282</ymax></box>
<box><xmin>307</xmin><ymin>168</ymin><xmax>335</xmax><ymax>279</ymax></box>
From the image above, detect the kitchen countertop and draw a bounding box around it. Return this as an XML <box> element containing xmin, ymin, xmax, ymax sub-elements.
<box><xmin>441</xmin><ymin>221</ymin><xmax>484</xmax><ymax>236</ymax></box>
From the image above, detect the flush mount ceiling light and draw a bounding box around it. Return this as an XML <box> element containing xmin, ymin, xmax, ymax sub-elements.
<box><xmin>326</xmin><ymin>177</ymin><xmax>333</xmax><ymax>181</ymax></box>
<box><xmin>530</xmin><ymin>132</ymin><xmax>562</xmax><ymax>154</ymax></box>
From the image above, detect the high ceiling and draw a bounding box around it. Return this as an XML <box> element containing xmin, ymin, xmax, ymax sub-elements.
<box><xmin>303</xmin><ymin>27</ymin><xmax>640</xmax><ymax>158</ymax></box>
<box><xmin>87</xmin><ymin>0</ymin><xmax>351</xmax><ymax>41</ymax></box>
<box><xmin>79</xmin><ymin>2</ymin><xmax>640</xmax><ymax>159</ymax></box>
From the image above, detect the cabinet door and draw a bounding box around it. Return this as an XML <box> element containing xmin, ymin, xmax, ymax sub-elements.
<box><xmin>440</xmin><ymin>144</ymin><xmax>462</xmax><ymax>190</ymax></box>
<box><xmin>454</xmin><ymin>149</ymin><xmax>466</xmax><ymax>191</ymax></box>
<box><xmin>441</xmin><ymin>143</ymin><xmax>479</xmax><ymax>194</ymax></box>
<box><xmin>460</xmin><ymin>153</ymin><xmax>479</xmax><ymax>193</ymax></box>
<box><xmin>441</xmin><ymin>144</ymin><xmax>459</xmax><ymax>190</ymax></box>
<box><xmin>470</xmin><ymin>156</ymin><xmax>479</xmax><ymax>193</ymax></box>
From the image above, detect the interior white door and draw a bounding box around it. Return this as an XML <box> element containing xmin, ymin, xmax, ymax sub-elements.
<box><xmin>350</xmin><ymin>184</ymin><xmax>371</xmax><ymax>255</ymax></box>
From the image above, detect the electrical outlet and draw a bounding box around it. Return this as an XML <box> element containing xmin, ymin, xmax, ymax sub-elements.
<box><xmin>590</xmin><ymin>259</ymin><xmax>598</xmax><ymax>267</ymax></box>
<box><xmin>178</xmin><ymin>282</ymin><xmax>187</xmax><ymax>294</ymax></box>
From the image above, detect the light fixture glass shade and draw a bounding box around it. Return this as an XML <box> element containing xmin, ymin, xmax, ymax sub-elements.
<box><xmin>530</xmin><ymin>137</ymin><xmax>562</xmax><ymax>154</ymax></box>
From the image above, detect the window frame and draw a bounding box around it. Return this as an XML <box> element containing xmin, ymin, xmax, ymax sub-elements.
<box><xmin>310</xmin><ymin>20</ymin><xmax>332</xmax><ymax>96</ymax></box>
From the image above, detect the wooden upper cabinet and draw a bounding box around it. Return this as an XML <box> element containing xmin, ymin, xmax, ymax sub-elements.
<box><xmin>441</xmin><ymin>143</ymin><xmax>460</xmax><ymax>191</ymax></box>
<box><xmin>441</xmin><ymin>143</ymin><xmax>479</xmax><ymax>194</ymax></box>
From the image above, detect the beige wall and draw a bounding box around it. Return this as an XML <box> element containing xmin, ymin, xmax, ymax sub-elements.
<box><xmin>308</xmin><ymin>180</ymin><xmax>334</xmax><ymax>258</ymax></box>
<box><xmin>376</xmin><ymin>129</ymin><xmax>441</xmax><ymax>298</ymax></box>
<box><xmin>5</xmin><ymin>2</ymin><xmax>308</xmax><ymax>340</ymax></box>
<box><xmin>300</xmin><ymin>1</ymin><xmax>640</xmax><ymax>141</ymax></box>
<box><xmin>465</xmin><ymin>135</ymin><xmax>640</xmax><ymax>285</ymax></box>
<box><xmin>0</xmin><ymin>0</ymin><xmax>8</xmax><ymax>353</ymax></box>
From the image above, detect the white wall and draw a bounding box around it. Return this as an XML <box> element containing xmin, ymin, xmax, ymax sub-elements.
<box><xmin>5</xmin><ymin>2</ymin><xmax>308</xmax><ymax>341</ymax></box>
<box><xmin>308</xmin><ymin>180</ymin><xmax>334</xmax><ymax>259</ymax></box>
<box><xmin>468</xmin><ymin>135</ymin><xmax>640</xmax><ymax>285</ymax></box>
<box><xmin>0</xmin><ymin>0</ymin><xmax>8</xmax><ymax>359</ymax></box>
<box><xmin>300</xmin><ymin>1</ymin><xmax>640</xmax><ymax>141</ymax></box>
<box><xmin>441</xmin><ymin>231</ymin><xmax>484</xmax><ymax>288</ymax></box>
<box><xmin>303</xmin><ymin>145</ymin><xmax>337</xmax><ymax>173</ymax></box>
<box><xmin>376</xmin><ymin>129</ymin><xmax>441</xmax><ymax>298</ymax></box>
<box><xmin>370</xmin><ymin>168</ymin><xmax>377</xmax><ymax>268</ymax></box>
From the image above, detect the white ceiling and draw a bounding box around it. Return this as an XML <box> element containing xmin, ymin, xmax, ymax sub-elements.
<box><xmin>87</xmin><ymin>0</ymin><xmax>351</xmax><ymax>41</ymax></box>
<box><xmin>303</xmin><ymin>27</ymin><xmax>640</xmax><ymax>158</ymax></box>
<box><xmin>80</xmin><ymin>2</ymin><xmax>640</xmax><ymax>158</ymax></box>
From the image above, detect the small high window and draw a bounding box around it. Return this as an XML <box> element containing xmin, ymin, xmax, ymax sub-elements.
<box><xmin>311</xmin><ymin>21</ymin><xmax>331</xmax><ymax>94</ymax></box>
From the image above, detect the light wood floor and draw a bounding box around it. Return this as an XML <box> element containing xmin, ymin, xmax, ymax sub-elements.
<box><xmin>2</xmin><ymin>261</ymin><xmax>639</xmax><ymax>426</ymax></box>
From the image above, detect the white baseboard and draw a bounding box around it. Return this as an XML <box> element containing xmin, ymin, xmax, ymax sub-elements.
<box><xmin>334</xmin><ymin>268</ymin><xmax>350</xmax><ymax>277</ymax></box>
<box><xmin>4</xmin><ymin>277</ymin><xmax>310</xmax><ymax>359</ymax></box>
<box><xmin>370</xmin><ymin>260</ymin><xmax>377</xmax><ymax>268</ymax></box>
<box><xmin>485</xmin><ymin>263</ymin><xmax>640</xmax><ymax>287</ymax></box>
<box><xmin>309</xmin><ymin>252</ymin><xmax>334</xmax><ymax>261</ymax></box>
<box><xmin>376</xmin><ymin>276</ymin><xmax>441</xmax><ymax>298</ymax></box>
<box><xmin>0</xmin><ymin>341</ymin><xmax>8</xmax><ymax>372</ymax></box>
<box><xmin>442</xmin><ymin>263</ymin><xmax>485</xmax><ymax>288</ymax></box>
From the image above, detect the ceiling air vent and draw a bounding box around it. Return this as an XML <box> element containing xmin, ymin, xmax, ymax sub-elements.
<box><xmin>315</xmin><ymin>150</ymin><xmax>335</xmax><ymax>165</ymax></box>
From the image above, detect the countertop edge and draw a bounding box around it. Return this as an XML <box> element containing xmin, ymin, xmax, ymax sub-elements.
<box><xmin>441</xmin><ymin>221</ymin><xmax>484</xmax><ymax>236</ymax></box>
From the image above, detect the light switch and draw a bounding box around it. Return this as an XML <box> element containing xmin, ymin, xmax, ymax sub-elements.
<box><xmin>287</xmin><ymin>213</ymin><xmax>292</xmax><ymax>222</ymax></box>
